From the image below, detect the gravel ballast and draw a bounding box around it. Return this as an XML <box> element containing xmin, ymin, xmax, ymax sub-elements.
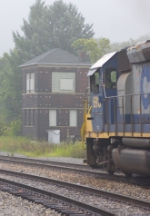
<box><xmin>0</xmin><ymin>173</ymin><xmax>150</xmax><ymax>216</ymax></box>
<box><xmin>0</xmin><ymin>154</ymin><xmax>150</xmax><ymax>215</ymax></box>
<box><xmin>0</xmin><ymin>160</ymin><xmax>149</xmax><ymax>201</ymax></box>
<box><xmin>0</xmin><ymin>191</ymin><xmax>59</xmax><ymax>216</ymax></box>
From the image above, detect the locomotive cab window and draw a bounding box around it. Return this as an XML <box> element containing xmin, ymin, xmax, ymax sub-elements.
<box><xmin>105</xmin><ymin>68</ymin><xmax>117</xmax><ymax>89</ymax></box>
<box><xmin>90</xmin><ymin>71</ymin><xmax>100</xmax><ymax>93</ymax></box>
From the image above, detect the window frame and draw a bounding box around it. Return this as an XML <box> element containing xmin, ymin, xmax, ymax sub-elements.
<box><xmin>52</xmin><ymin>72</ymin><xmax>75</xmax><ymax>93</ymax></box>
<box><xmin>105</xmin><ymin>67</ymin><xmax>117</xmax><ymax>89</ymax></box>
<box><xmin>90</xmin><ymin>71</ymin><xmax>100</xmax><ymax>93</ymax></box>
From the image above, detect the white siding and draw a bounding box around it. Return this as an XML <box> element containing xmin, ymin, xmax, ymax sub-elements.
<box><xmin>70</xmin><ymin>110</ymin><xmax>77</xmax><ymax>126</ymax></box>
<box><xmin>49</xmin><ymin>110</ymin><xmax>57</xmax><ymax>126</ymax></box>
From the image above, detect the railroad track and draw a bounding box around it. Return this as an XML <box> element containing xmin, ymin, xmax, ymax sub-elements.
<box><xmin>0</xmin><ymin>155</ymin><xmax>88</xmax><ymax>169</ymax></box>
<box><xmin>0</xmin><ymin>177</ymin><xmax>112</xmax><ymax>216</ymax></box>
<box><xmin>0</xmin><ymin>155</ymin><xmax>149</xmax><ymax>188</ymax></box>
<box><xmin>0</xmin><ymin>169</ymin><xmax>150</xmax><ymax>215</ymax></box>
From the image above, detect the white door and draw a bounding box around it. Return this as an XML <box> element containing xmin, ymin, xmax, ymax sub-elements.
<box><xmin>48</xmin><ymin>130</ymin><xmax>60</xmax><ymax>144</ymax></box>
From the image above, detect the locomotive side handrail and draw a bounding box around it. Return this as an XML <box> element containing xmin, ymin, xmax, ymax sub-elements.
<box><xmin>103</xmin><ymin>92</ymin><xmax>149</xmax><ymax>99</ymax></box>
<box><xmin>81</xmin><ymin>87</ymin><xmax>91</xmax><ymax>149</ymax></box>
<box><xmin>104</xmin><ymin>92</ymin><xmax>146</xmax><ymax>135</ymax></box>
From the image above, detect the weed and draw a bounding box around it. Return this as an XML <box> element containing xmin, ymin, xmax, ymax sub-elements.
<box><xmin>0</xmin><ymin>137</ymin><xmax>86</xmax><ymax>158</ymax></box>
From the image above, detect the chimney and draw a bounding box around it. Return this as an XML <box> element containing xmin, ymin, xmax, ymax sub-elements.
<box><xmin>79</xmin><ymin>52</ymin><xmax>88</xmax><ymax>61</ymax></box>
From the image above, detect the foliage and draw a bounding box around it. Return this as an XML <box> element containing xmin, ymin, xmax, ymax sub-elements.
<box><xmin>13</xmin><ymin>0</ymin><xmax>94</xmax><ymax>61</ymax></box>
<box><xmin>0</xmin><ymin>49</ymin><xmax>22</xmax><ymax>121</ymax></box>
<box><xmin>110</xmin><ymin>35</ymin><xmax>150</xmax><ymax>52</ymax></box>
<box><xmin>48</xmin><ymin>0</ymin><xmax>94</xmax><ymax>53</ymax></box>
<box><xmin>49</xmin><ymin>142</ymin><xmax>86</xmax><ymax>158</ymax></box>
<box><xmin>13</xmin><ymin>0</ymin><xmax>50</xmax><ymax>61</ymax></box>
<box><xmin>72</xmin><ymin>37</ymin><xmax>110</xmax><ymax>63</ymax></box>
<box><xmin>4</xmin><ymin>119</ymin><xmax>22</xmax><ymax>137</ymax></box>
<box><xmin>72</xmin><ymin>35</ymin><xmax>150</xmax><ymax>63</ymax></box>
<box><xmin>0</xmin><ymin>117</ymin><xmax>8</xmax><ymax>136</ymax></box>
<box><xmin>0</xmin><ymin>137</ymin><xmax>86</xmax><ymax>158</ymax></box>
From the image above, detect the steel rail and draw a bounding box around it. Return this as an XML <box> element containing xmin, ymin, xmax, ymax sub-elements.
<box><xmin>0</xmin><ymin>155</ymin><xmax>115</xmax><ymax>177</ymax></box>
<box><xmin>0</xmin><ymin>155</ymin><xmax>88</xmax><ymax>169</ymax></box>
<box><xmin>0</xmin><ymin>169</ymin><xmax>150</xmax><ymax>210</ymax></box>
<box><xmin>0</xmin><ymin>155</ymin><xmax>149</xmax><ymax>187</ymax></box>
<box><xmin>0</xmin><ymin>177</ymin><xmax>114</xmax><ymax>216</ymax></box>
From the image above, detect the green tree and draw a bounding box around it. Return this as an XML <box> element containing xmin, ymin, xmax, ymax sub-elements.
<box><xmin>0</xmin><ymin>49</ymin><xmax>22</xmax><ymax>122</ymax></box>
<box><xmin>13</xmin><ymin>0</ymin><xmax>94</xmax><ymax>61</ymax></box>
<box><xmin>4</xmin><ymin>119</ymin><xmax>22</xmax><ymax>136</ymax></box>
<box><xmin>110</xmin><ymin>35</ymin><xmax>150</xmax><ymax>52</ymax></box>
<box><xmin>72</xmin><ymin>37</ymin><xmax>110</xmax><ymax>63</ymax></box>
<box><xmin>13</xmin><ymin>0</ymin><xmax>50</xmax><ymax>61</ymax></box>
<box><xmin>48</xmin><ymin>0</ymin><xmax>94</xmax><ymax>52</ymax></box>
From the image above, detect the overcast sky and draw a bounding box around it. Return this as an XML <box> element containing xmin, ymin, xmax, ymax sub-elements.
<box><xmin>0</xmin><ymin>0</ymin><xmax>150</xmax><ymax>56</ymax></box>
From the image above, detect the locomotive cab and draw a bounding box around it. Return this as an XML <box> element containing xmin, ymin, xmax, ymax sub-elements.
<box><xmin>87</xmin><ymin>52</ymin><xmax>119</xmax><ymax>133</ymax></box>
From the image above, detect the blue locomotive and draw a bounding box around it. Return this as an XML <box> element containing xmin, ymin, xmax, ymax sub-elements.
<box><xmin>81</xmin><ymin>40</ymin><xmax>150</xmax><ymax>176</ymax></box>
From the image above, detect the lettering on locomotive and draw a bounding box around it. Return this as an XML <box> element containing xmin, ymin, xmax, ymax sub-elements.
<box><xmin>93</xmin><ymin>96</ymin><xmax>101</xmax><ymax>108</ymax></box>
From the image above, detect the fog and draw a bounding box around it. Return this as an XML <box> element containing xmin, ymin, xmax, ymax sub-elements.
<box><xmin>0</xmin><ymin>0</ymin><xmax>150</xmax><ymax>56</ymax></box>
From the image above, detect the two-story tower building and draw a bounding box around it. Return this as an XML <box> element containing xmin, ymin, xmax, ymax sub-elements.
<box><xmin>20</xmin><ymin>48</ymin><xmax>90</xmax><ymax>143</ymax></box>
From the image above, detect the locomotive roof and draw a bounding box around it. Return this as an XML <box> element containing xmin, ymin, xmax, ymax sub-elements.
<box><xmin>87</xmin><ymin>52</ymin><xmax>116</xmax><ymax>76</ymax></box>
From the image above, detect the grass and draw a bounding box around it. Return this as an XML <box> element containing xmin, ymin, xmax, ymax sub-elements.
<box><xmin>0</xmin><ymin>136</ymin><xmax>86</xmax><ymax>159</ymax></box>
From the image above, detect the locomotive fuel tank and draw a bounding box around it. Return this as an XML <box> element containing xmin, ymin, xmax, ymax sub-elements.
<box><xmin>112</xmin><ymin>148</ymin><xmax>150</xmax><ymax>176</ymax></box>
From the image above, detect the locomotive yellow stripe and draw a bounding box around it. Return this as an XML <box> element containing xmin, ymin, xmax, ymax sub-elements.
<box><xmin>85</xmin><ymin>113</ymin><xmax>150</xmax><ymax>138</ymax></box>
<box><xmin>85</xmin><ymin>131</ymin><xmax>150</xmax><ymax>138</ymax></box>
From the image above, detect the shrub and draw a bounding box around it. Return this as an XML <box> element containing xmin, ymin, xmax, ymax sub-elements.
<box><xmin>0</xmin><ymin>136</ymin><xmax>86</xmax><ymax>158</ymax></box>
<box><xmin>4</xmin><ymin>119</ymin><xmax>22</xmax><ymax>136</ymax></box>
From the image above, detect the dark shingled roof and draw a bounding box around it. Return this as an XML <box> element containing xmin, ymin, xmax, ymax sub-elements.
<box><xmin>20</xmin><ymin>48</ymin><xmax>91</xmax><ymax>67</ymax></box>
